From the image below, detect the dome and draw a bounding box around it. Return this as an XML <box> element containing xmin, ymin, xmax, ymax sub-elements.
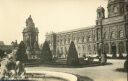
<box><xmin>97</xmin><ymin>6</ymin><xmax>105</xmax><ymax>12</ymax></box>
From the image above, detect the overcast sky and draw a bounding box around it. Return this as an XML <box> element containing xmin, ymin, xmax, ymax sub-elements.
<box><xmin>0</xmin><ymin>0</ymin><xmax>108</xmax><ymax>45</ymax></box>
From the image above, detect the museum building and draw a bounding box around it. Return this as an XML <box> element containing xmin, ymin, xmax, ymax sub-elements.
<box><xmin>46</xmin><ymin>0</ymin><xmax>128</xmax><ymax>58</ymax></box>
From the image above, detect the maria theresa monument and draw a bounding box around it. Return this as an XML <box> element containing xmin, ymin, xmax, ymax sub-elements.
<box><xmin>23</xmin><ymin>15</ymin><xmax>40</xmax><ymax>60</ymax></box>
<box><xmin>46</xmin><ymin>0</ymin><xmax>128</xmax><ymax>59</ymax></box>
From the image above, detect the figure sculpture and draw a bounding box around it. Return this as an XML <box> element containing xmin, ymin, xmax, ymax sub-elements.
<box><xmin>0</xmin><ymin>50</ymin><xmax>26</xmax><ymax>80</ymax></box>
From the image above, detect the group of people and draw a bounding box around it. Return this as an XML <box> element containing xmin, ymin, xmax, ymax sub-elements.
<box><xmin>0</xmin><ymin>49</ymin><xmax>26</xmax><ymax>80</ymax></box>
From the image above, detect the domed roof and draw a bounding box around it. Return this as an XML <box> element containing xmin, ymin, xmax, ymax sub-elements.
<box><xmin>97</xmin><ymin>6</ymin><xmax>105</xmax><ymax>12</ymax></box>
<box><xmin>23</xmin><ymin>27</ymin><xmax>36</xmax><ymax>33</ymax></box>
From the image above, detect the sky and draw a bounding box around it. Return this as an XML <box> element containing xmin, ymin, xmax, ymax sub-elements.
<box><xmin>0</xmin><ymin>0</ymin><xmax>108</xmax><ymax>45</ymax></box>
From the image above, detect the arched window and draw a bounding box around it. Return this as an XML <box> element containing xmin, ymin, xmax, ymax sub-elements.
<box><xmin>60</xmin><ymin>40</ymin><xmax>62</xmax><ymax>45</ymax></box>
<box><xmin>82</xmin><ymin>37</ymin><xmax>84</xmax><ymax>43</ymax></box>
<box><xmin>88</xmin><ymin>36</ymin><xmax>92</xmax><ymax>41</ymax></box>
<box><xmin>84</xmin><ymin>37</ymin><xmax>86</xmax><ymax>42</ymax></box>
<box><xmin>82</xmin><ymin>45</ymin><xmax>84</xmax><ymax>51</ymax></box>
<box><xmin>111</xmin><ymin>32</ymin><xmax>115</xmax><ymax>39</ymax></box>
<box><xmin>88</xmin><ymin>45</ymin><xmax>91</xmax><ymax>52</ymax></box>
<box><xmin>103</xmin><ymin>32</ymin><xmax>108</xmax><ymax>39</ymax></box>
<box><xmin>68</xmin><ymin>38</ymin><xmax>70</xmax><ymax>44</ymax></box>
<box><xmin>77</xmin><ymin>38</ymin><xmax>79</xmax><ymax>43</ymax></box>
<box><xmin>64</xmin><ymin>39</ymin><xmax>66</xmax><ymax>44</ymax></box>
<box><xmin>113</xmin><ymin>6</ymin><xmax>118</xmax><ymax>13</ymax></box>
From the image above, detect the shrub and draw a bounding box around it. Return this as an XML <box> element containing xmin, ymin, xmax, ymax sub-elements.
<box><xmin>124</xmin><ymin>55</ymin><xmax>128</xmax><ymax>71</ymax></box>
<box><xmin>0</xmin><ymin>49</ymin><xmax>5</xmax><ymax>59</ymax></box>
<box><xmin>67</xmin><ymin>41</ymin><xmax>79</xmax><ymax>66</ymax></box>
<box><xmin>40</xmin><ymin>41</ymin><xmax>52</xmax><ymax>63</ymax></box>
<box><xmin>15</xmin><ymin>41</ymin><xmax>28</xmax><ymax>63</ymax></box>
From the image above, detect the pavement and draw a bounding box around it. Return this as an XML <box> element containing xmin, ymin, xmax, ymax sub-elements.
<box><xmin>26</xmin><ymin>59</ymin><xmax>127</xmax><ymax>81</ymax></box>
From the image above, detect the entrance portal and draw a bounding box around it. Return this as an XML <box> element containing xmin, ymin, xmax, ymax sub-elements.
<box><xmin>118</xmin><ymin>42</ymin><xmax>124</xmax><ymax>58</ymax></box>
<box><xmin>111</xmin><ymin>43</ymin><xmax>116</xmax><ymax>58</ymax></box>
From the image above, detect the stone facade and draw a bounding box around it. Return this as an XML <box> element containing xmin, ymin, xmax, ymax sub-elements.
<box><xmin>22</xmin><ymin>15</ymin><xmax>40</xmax><ymax>60</ymax></box>
<box><xmin>46</xmin><ymin>0</ymin><xmax>128</xmax><ymax>58</ymax></box>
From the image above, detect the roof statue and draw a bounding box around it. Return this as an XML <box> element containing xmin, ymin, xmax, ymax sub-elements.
<box><xmin>26</xmin><ymin>15</ymin><xmax>35</xmax><ymax>27</ymax></box>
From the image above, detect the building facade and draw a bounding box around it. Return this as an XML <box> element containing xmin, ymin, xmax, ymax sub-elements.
<box><xmin>22</xmin><ymin>15</ymin><xmax>40</xmax><ymax>60</ymax></box>
<box><xmin>46</xmin><ymin>0</ymin><xmax>128</xmax><ymax>58</ymax></box>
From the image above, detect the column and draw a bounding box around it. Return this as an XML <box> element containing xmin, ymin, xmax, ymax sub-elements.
<box><xmin>116</xmin><ymin>42</ymin><xmax>119</xmax><ymax>57</ymax></box>
<box><xmin>123</xmin><ymin>40</ymin><xmax>128</xmax><ymax>59</ymax></box>
<box><xmin>124</xmin><ymin>41</ymin><xmax>128</xmax><ymax>55</ymax></box>
<box><xmin>96</xmin><ymin>43</ymin><xmax>100</xmax><ymax>57</ymax></box>
<box><xmin>108</xmin><ymin>42</ymin><xmax>111</xmax><ymax>54</ymax></box>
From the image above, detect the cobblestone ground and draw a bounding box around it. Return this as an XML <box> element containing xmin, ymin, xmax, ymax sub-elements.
<box><xmin>26</xmin><ymin>59</ymin><xmax>127</xmax><ymax>81</ymax></box>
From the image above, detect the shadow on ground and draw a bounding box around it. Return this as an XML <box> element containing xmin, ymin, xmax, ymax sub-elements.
<box><xmin>25</xmin><ymin>73</ymin><xmax>93</xmax><ymax>81</ymax></box>
<box><xmin>28</xmin><ymin>61</ymin><xmax>112</xmax><ymax>68</ymax></box>
<box><xmin>76</xmin><ymin>75</ymin><xmax>94</xmax><ymax>81</ymax></box>
<box><xmin>115</xmin><ymin>68</ymin><xmax>128</xmax><ymax>73</ymax></box>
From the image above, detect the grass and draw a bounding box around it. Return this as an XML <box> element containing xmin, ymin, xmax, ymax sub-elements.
<box><xmin>26</xmin><ymin>60</ymin><xmax>112</xmax><ymax>68</ymax></box>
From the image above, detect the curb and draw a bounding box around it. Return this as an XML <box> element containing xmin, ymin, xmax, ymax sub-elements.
<box><xmin>26</xmin><ymin>70</ymin><xmax>77</xmax><ymax>81</ymax></box>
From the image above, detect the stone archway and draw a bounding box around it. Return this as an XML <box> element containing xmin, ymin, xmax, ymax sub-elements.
<box><xmin>111</xmin><ymin>42</ymin><xmax>117</xmax><ymax>58</ymax></box>
<box><xmin>118</xmin><ymin>42</ymin><xmax>124</xmax><ymax>58</ymax></box>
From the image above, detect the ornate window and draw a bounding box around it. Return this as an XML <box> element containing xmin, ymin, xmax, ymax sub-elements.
<box><xmin>77</xmin><ymin>38</ymin><xmax>79</xmax><ymax>43</ymax></box>
<box><xmin>111</xmin><ymin>32</ymin><xmax>115</xmax><ymax>39</ymax></box>
<box><xmin>94</xmin><ymin>45</ymin><xmax>96</xmax><ymax>51</ymax></box>
<box><xmin>119</xmin><ymin>30</ymin><xmax>124</xmax><ymax>38</ymax></box>
<box><xmin>82</xmin><ymin>37</ymin><xmax>84</xmax><ymax>43</ymax></box>
<box><xmin>113</xmin><ymin>6</ymin><xmax>118</xmax><ymax>13</ymax></box>
<box><xmin>97</xmin><ymin>29</ymin><xmax>101</xmax><ymax>40</ymax></box>
<box><xmin>64</xmin><ymin>39</ymin><xmax>66</xmax><ymax>44</ymax></box>
<box><xmin>88</xmin><ymin>36</ymin><xmax>92</xmax><ymax>41</ymax></box>
<box><xmin>103</xmin><ymin>32</ymin><xmax>108</xmax><ymax>39</ymax></box>
<box><xmin>61</xmin><ymin>47</ymin><xmax>63</xmax><ymax>54</ymax></box>
<box><xmin>82</xmin><ymin>45</ymin><xmax>84</xmax><ymax>51</ymax></box>
<box><xmin>88</xmin><ymin>45</ymin><xmax>91</xmax><ymax>52</ymax></box>
<box><xmin>68</xmin><ymin>38</ymin><xmax>70</xmax><ymax>44</ymax></box>
<box><xmin>73</xmin><ymin>37</ymin><xmax>75</xmax><ymax>41</ymax></box>
<box><xmin>60</xmin><ymin>40</ymin><xmax>62</xmax><ymax>45</ymax></box>
<box><xmin>48</xmin><ymin>40</ymin><xmax>50</xmax><ymax>44</ymax></box>
<box><xmin>84</xmin><ymin>37</ymin><xmax>86</xmax><ymax>42</ymax></box>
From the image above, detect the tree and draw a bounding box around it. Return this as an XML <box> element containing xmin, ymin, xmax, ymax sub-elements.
<box><xmin>124</xmin><ymin>55</ymin><xmax>128</xmax><ymax>71</ymax></box>
<box><xmin>40</xmin><ymin>41</ymin><xmax>52</xmax><ymax>63</ymax></box>
<box><xmin>0</xmin><ymin>49</ymin><xmax>5</xmax><ymax>59</ymax></box>
<box><xmin>15</xmin><ymin>41</ymin><xmax>28</xmax><ymax>63</ymax></box>
<box><xmin>67</xmin><ymin>41</ymin><xmax>79</xmax><ymax>66</ymax></box>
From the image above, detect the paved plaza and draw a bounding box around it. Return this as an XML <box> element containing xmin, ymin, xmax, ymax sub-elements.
<box><xmin>26</xmin><ymin>59</ymin><xmax>127</xmax><ymax>81</ymax></box>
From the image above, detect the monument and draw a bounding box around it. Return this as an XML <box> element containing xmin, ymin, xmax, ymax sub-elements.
<box><xmin>22</xmin><ymin>15</ymin><xmax>40</xmax><ymax>60</ymax></box>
